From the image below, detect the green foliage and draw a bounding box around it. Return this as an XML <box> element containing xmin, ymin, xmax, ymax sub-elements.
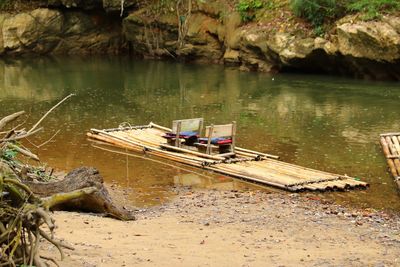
<box><xmin>290</xmin><ymin>0</ymin><xmax>400</xmax><ymax>28</ymax></box>
<box><xmin>290</xmin><ymin>0</ymin><xmax>339</xmax><ymax>27</ymax></box>
<box><xmin>346</xmin><ymin>0</ymin><xmax>400</xmax><ymax>20</ymax></box>
<box><xmin>0</xmin><ymin>0</ymin><xmax>13</xmax><ymax>9</ymax></box>
<box><xmin>1</xmin><ymin>148</ymin><xmax>17</xmax><ymax>161</ymax></box>
<box><xmin>236</xmin><ymin>0</ymin><xmax>265</xmax><ymax>22</ymax></box>
<box><xmin>313</xmin><ymin>25</ymin><xmax>325</xmax><ymax>36</ymax></box>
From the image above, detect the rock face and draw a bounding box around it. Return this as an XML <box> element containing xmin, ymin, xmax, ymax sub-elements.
<box><xmin>0</xmin><ymin>8</ymin><xmax>126</xmax><ymax>55</ymax></box>
<box><xmin>337</xmin><ymin>20</ymin><xmax>400</xmax><ymax>62</ymax></box>
<box><xmin>39</xmin><ymin>0</ymin><xmax>136</xmax><ymax>12</ymax></box>
<box><xmin>122</xmin><ymin>4</ymin><xmax>400</xmax><ymax>80</ymax></box>
<box><xmin>102</xmin><ymin>0</ymin><xmax>136</xmax><ymax>13</ymax></box>
<box><xmin>45</xmin><ymin>0</ymin><xmax>102</xmax><ymax>9</ymax></box>
<box><xmin>0</xmin><ymin>2</ymin><xmax>400</xmax><ymax>80</ymax></box>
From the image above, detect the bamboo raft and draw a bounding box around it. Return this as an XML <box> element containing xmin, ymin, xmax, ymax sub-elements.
<box><xmin>380</xmin><ymin>132</ymin><xmax>400</xmax><ymax>190</ymax></box>
<box><xmin>87</xmin><ymin>123</ymin><xmax>368</xmax><ymax>192</ymax></box>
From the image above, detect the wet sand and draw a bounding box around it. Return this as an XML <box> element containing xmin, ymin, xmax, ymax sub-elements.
<box><xmin>44</xmin><ymin>189</ymin><xmax>400</xmax><ymax>267</ymax></box>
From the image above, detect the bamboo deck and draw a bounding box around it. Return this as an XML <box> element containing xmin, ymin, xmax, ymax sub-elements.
<box><xmin>380</xmin><ymin>133</ymin><xmax>400</xmax><ymax>190</ymax></box>
<box><xmin>87</xmin><ymin>123</ymin><xmax>368</xmax><ymax>192</ymax></box>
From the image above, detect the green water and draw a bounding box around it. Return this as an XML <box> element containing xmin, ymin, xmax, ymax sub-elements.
<box><xmin>1</xmin><ymin>57</ymin><xmax>399</xmax><ymax>211</ymax></box>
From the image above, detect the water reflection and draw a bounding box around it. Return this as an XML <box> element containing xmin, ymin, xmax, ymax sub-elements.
<box><xmin>0</xmin><ymin>57</ymin><xmax>399</xmax><ymax>210</ymax></box>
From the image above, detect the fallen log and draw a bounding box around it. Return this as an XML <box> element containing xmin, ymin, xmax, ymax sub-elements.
<box><xmin>24</xmin><ymin>167</ymin><xmax>135</xmax><ymax>221</ymax></box>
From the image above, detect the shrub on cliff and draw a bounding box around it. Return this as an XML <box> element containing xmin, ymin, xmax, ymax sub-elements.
<box><xmin>290</xmin><ymin>0</ymin><xmax>400</xmax><ymax>27</ymax></box>
<box><xmin>290</xmin><ymin>0</ymin><xmax>341</xmax><ymax>27</ymax></box>
<box><xmin>0</xmin><ymin>0</ymin><xmax>13</xmax><ymax>9</ymax></box>
<box><xmin>346</xmin><ymin>0</ymin><xmax>400</xmax><ymax>20</ymax></box>
<box><xmin>236</xmin><ymin>0</ymin><xmax>265</xmax><ymax>22</ymax></box>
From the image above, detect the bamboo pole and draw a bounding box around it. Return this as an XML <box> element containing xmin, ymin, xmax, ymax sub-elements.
<box><xmin>238</xmin><ymin>160</ymin><xmax>345</xmax><ymax>186</ymax></box>
<box><xmin>258</xmin><ymin>159</ymin><xmax>360</xmax><ymax>186</ymax></box>
<box><xmin>145</xmin><ymin>127</ymin><xmax>168</xmax><ymax>136</ymax></box>
<box><xmin>218</xmin><ymin>152</ymin><xmax>236</xmax><ymax>158</ymax></box>
<box><xmin>119</xmin><ymin>129</ymin><xmax>165</xmax><ymax>147</ymax></box>
<box><xmin>316</xmin><ymin>182</ymin><xmax>344</xmax><ymax>191</ymax></box>
<box><xmin>87</xmin><ymin>132</ymin><xmax>140</xmax><ymax>150</ymax></box>
<box><xmin>215</xmin><ymin>163</ymin><xmax>300</xmax><ymax>185</ymax></box>
<box><xmin>115</xmin><ymin>131</ymin><xmax>159</xmax><ymax>147</ymax></box>
<box><xmin>150</xmin><ymin>122</ymin><xmax>280</xmax><ymax>159</ymax></box>
<box><xmin>394</xmin><ymin>162</ymin><xmax>400</xmax><ymax>177</ymax></box>
<box><xmin>211</xmin><ymin>162</ymin><xmax>352</xmax><ymax>191</ymax></box>
<box><xmin>122</xmin><ymin>129</ymin><xmax>227</xmax><ymax>162</ymax></box>
<box><xmin>254</xmin><ymin>158</ymin><xmax>344</xmax><ymax>179</ymax></box>
<box><xmin>380</xmin><ymin>136</ymin><xmax>400</xmax><ymax>177</ymax></box>
<box><xmin>381</xmin><ymin>137</ymin><xmax>392</xmax><ymax>158</ymax></box>
<box><xmin>386</xmin><ymin>136</ymin><xmax>399</xmax><ymax>155</ymax></box>
<box><xmin>250</xmin><ymin>160</ymin><xmax>337</xmax><ymax>181</ymax></box>
<box><xmin>202</xmin><ymin>165</ymin><xmax>293</xmax><ymax>191</ymax></box>
<box><xmin>391</xmin><ymin>136</ymin><xmax>400</xmax><ymax>153</ymax></box>
<box><xmin>94</xmin><ymin>129</ymin><xmax>222</xmax><ymax>164</ymax></box>
<box><xmin>87</xmin><ymin>132</ymin><xmax>204</xmax><ymax>167</ymax></box>
<box><xmin>235</xmin><ymin>147</ymin><xmax>279</xmax><ymax>160</ymax></box>
<box><xmin>249</xmin><ymin>161</ymin><xmax>337</xmax><ymax>185</ymax></box>
<box><xmin>231</xmin><ymin>153</ymin><xmax>363</xmax><ymax>189</ymax></box>
<box><xmin>235</xmin><ymin>150</ymin><xmax>266</xmax><ymax>159</ymax></box>
<box><xmin>380</xmin><ymin>132</ymin><xmax>400</xmax><ymax>137</ymax></box>
<box><xmin>102</xmin><ymin>125</ymin><xmax>151</xmax><ymax>132</ymax></box>
<box><xmin>87</xmin><ymin>125</ymin><xmax>367</xmax><ymax>192</ymax></box>
<box><xmin>386</xmin><ymin>155</ymin><xmax>400</xmax><ymax>159</ymax></box>
<box><xmin>385</xmin><ymin>136</ymin><xmax>400</xmax><ymax>175</ymax></box>
<box><xmin>387</xmin><ymin>159</ymin><xmax>399</xmax><ymax>177</ymax></box>
<box><xmin>261</xmin><ymin>160</ymin><xmax>367</xmax><ymax>187</ymax></box>
<box><xmin>395</xmin><ymin>176</ymin><xmax>400</xmax><ymax>189</ymax></box>
<box><xmin>142</xmin><ymin>129</ymin><xmax>166</xmax><ymax>142</ymax></box>
<box><xmin>90</xmin><ymin>129</ymin><xmax>216</xmax><ymax>164</ymax></box>
<box><xmin>159</xmin><ymin>143</ymin><xmax>226</xmax><ymax>161</ymax></box>
<box><xmin>149</xmin><ymin>122</ymin><xmax>171</xmax><ymax>132</ymax></box>
<box><xmin>126</xmin><ymin>131</ymin><xmax>161</xmax><ymax>146</ymax></box>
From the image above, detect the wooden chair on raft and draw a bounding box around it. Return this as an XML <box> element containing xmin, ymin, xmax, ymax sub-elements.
<box><xmin>196</xmin><ymin>121</ymin><xmax>236</xmax><ymax>158</ymax></box>
<box><xmin>162</xmin><ymin>118</ymin><xmax>204</xmax><ymax>148</ymax></box>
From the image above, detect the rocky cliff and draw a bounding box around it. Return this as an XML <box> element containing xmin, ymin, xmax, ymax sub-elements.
<box><xmin>0</xmin><ymin>0</ymin><xmax>399</xmax><ymax>80</ymax></box>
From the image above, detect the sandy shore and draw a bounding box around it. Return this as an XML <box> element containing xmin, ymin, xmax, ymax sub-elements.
<box><xmin>44</xmin><ymin>189</ymin><xmax>400</xmax><ymax>267</ymax></box>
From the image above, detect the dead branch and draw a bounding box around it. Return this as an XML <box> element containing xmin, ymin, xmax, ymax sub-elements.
<box><xmin>0</xmin><ymin>127</ymin><xmax>43</xmax><ymax>142</ymax></box>
<box><xmin>0</xmin><ymin>111</ymin><xmax>25</xmax><ymax>131</ymax></box>
<box><xmin>7</xmin><ymin>143</ymin><xmax>39</xmax><ymax>161</ymax></box>
<box><xmin>0</xmin><ymin>93</ymin><xmax>135</xmax><ymax>267</ymax></box>
<box><xmin>27</xmin><ymin>94</ymin><xmax>74</xmax><ymax>134</ymax></box>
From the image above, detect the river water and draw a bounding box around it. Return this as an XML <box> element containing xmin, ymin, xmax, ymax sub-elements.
<box><xmin>1</xmin><ymin>57</ymin><xmax>399</xmax><ymax>211</ymax></box>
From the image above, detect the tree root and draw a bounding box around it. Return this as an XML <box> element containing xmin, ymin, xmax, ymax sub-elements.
<box><xmin>1</xmin><ymin>96</ymin><xmax>137</xmax><ymax>266</ymax></box>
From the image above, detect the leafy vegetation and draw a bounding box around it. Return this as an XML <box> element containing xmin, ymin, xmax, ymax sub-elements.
<box><xmin>0</xmin><ymin>0</ymin><xmax>13</xmax><ymax>9</ymax></box>
<box><xmin>290</xmin><ymin>0</ymin><xmax>340</xmax><ymax>27</ymax></box>
<box><xmin>236</xmin><ymin>0</ymin><xmax>266</xmax><ymax>22</ymax></box>
<box><xmin>290</xmin><ymin>0</ymin><xmax>400</xmax><ymax>26</ymax></box>
<box><xmin>346</xmin><ymin>0</ymin><xmax>400</xmax><ymax>20</ymax></box>
<box><xmin>288</xmin><ymin>0</ymin><xmax>400</xmax><ymax>34</ymax></box>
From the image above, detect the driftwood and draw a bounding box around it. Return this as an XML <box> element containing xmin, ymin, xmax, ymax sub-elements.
<box><xmin>0</xmin><ymin>94</ymin><xmax>135</xmax><ymax>266</ymax></box>
<box><xmin>25</xmin><ymin>167</ymin><xmax>135</xmax><ymax>220</ymax></box>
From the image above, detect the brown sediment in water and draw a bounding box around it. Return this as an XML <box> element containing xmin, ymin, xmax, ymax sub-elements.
<box><xmin>1</xmin><ymin>57</ymin><xmax>400</xmax><ymax>212</ymax></box>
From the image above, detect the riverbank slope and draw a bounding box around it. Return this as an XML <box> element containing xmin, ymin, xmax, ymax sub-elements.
<box><xmin>45</xmin><ymin>188</ymin><xmax>400</xmax><ymax>266</ymax></box>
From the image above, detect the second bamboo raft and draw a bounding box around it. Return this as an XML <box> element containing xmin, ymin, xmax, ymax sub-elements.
<box><xmin>379</xmin><ymin>132</ymin><xmax>400</xmax><ymax>190</ymax></box>
<box><xmin>87</xmin><ymin>123</ymin><xmax>368</xmax><ymax>192</ymax></box>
